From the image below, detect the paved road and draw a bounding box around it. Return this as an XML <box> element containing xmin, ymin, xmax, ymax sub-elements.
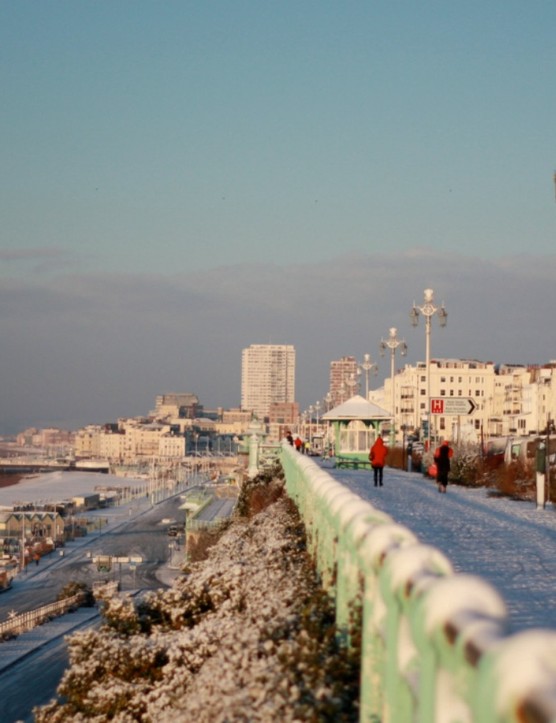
<box><xmin>0</xmin><ymin>493</ymin><xmax>186</xmax><ymax>723</ymax></box>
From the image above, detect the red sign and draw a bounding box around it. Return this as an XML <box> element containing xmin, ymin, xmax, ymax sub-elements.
<box><xmin>431</xmin><ymin>399</ymin><xmax>444</xmax><ymax>414</ymax></box>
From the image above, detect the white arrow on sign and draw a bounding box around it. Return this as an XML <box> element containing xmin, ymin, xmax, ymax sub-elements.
<box><xmin>430</xmin><ymin>398</ymin><xmax>477</xmax><ymax>416</ymax></box>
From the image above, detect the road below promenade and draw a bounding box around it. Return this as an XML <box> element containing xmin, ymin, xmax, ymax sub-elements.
<box><xmin>0</xmin><ymin>492</ymin><xmax>187</xmax><ymax>723</ymax></box>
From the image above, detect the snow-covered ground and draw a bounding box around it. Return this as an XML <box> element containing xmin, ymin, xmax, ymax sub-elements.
<box><xmin>324</xmin><ymin>462</ymin><xmax>556</xmax><ymax>633</ymax></box>
<box><xmin>0</xmin><ymin>470</ymin><xmax>147</xmax><ymax>508</ymax></box>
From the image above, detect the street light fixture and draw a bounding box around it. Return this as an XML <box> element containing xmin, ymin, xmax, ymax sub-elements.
<box><xmin>410</xmin><ymin>288</ymin><xmax>447</xmax><ymax>449</ymax></box>
<box><xmin>346</xmin><ymin>373</ymin><xmax>359</xmax><ymax>397</ymax></box>
<box><xmin>359</xmin><ymin>353</ymin><xmax>378</xmax><ymax>399</ymax></box>
<box><xmin>380</xmin><ymin>327</ymin><xmax>407</xmax><ymax>446</ymax></box>
<box><xmin>314</xmin><ymin>401</ymin><xmax>321</xmax><ymax>426</ymax></box>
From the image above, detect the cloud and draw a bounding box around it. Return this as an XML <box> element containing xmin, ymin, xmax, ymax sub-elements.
<box><xmin>0</xmin><ymin>246</ymin><xmax>79</xmax><ymax>274</ymax></box>
<box><xmin>0</xmin><ymin>249</ymin><xmax>555</xmax><ymax>433</ymax></box>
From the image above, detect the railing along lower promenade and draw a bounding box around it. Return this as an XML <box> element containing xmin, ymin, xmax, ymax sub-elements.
<box><xmin>0</xmin><ymin>592</ymin><xmax>85</xmax><ymax>639</ymax></box>
<box><xmin>279</xmin><ymin>443</ymin><xmax>556</xmax><ymax>723</ymax></box>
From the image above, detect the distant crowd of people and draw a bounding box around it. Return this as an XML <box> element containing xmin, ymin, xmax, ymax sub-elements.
<box><xmin>285</xmin><ymin>430</ymin><xmax>312</xmax><ymax>455</ymax></box>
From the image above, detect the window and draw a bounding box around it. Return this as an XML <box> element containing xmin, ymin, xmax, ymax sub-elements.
<box><xmin>338</xmin><ymin>420</ymin><xmax>374</xmax><ymax>453</ymax></box>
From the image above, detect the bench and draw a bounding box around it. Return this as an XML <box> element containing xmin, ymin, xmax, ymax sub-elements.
<box><xmin>334</xmin><ymin>456</ymin><xmax>372</xmax><ymax>470</ymax></box>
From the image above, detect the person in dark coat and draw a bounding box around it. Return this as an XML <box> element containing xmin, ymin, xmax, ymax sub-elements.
<box><xmin>434</xmin><ymin>440</ymin><xmax>453</xmax><ymax>493</ymax></box>
<box><xmin>369</xmin><ymin>437</ymin><xmax>388</xmax><ymax>487</ymax></box>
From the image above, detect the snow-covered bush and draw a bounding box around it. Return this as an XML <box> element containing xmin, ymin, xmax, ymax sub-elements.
<box><xmin>35</xmin><ymin>479</ymin><xmax>359</xmax><ymax>722</ymax></box>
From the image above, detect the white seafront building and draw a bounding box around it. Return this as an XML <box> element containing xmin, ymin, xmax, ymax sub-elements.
<box><xmin>371</xmin><ymin>358</ymin><xmax>556</xmax><ymax>444</ymax></box>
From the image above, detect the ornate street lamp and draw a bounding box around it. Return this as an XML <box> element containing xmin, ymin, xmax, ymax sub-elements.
<box><xmin>380</xmin><ymin>327</ymin><xmax>407</xmax><ymax>446</ymax></box>
<box><xmin>359</xmin><ymin>353</ymin><xmax>378</xmax><ymax>399</ymax></box>
<box><xmin>314</xmin><ymin>401</ymin><xmax>321</xmax><ymax>426</ymax></box>
<box><xmin>410</xmin><ymin>288</ymin><xmax>447</xmax><ymax>449</ymax></box>
<box><xmin>346</xmin><ymin>373</ymin><xmax>359</xmax><ymax>397</ymax></box>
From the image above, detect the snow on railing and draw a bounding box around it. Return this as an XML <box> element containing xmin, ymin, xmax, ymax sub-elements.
<box><xmin>280</xmin><ymin>443</ymin><xmax>556</xmax><ymax>723</ymax></box>
<box><xmin>0</xmin><ymin>592</ymin><xmax>85</xmax><ymax>639</ymax></box>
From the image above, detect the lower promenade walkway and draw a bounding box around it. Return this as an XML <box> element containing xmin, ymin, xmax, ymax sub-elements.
<box><xmin>324</xmin><ymin>461</ymin><xmax>556</xmax><ymax>634</ymax></box>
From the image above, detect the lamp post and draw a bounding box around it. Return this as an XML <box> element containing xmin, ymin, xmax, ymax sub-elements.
<box><xmin>410</xmin><ymin>288</ymin><xmax>447</xmax><ymax>449</ymax></box>
<box><xmin>314</xmin><ymin>401</ymin><xmax>321</xmax><ymax>427</ymax></box>
<box><xmin>346</xmin><ymin>373</ymin><xmax>359</xmax><ymax>397</ymax></box>
<box><xmin>340</xmin><ymin>381</ymin><xmax>347</xmax><ymax>403</ymax></box>
<box><xmin>359</xmin><ymin>353</ymin><xmax>378</xmax><ymax>399</ymax></box>
<box><xmin>380</xmin><ymin>327</ymin><xmax>407</xmax><ymax>447</ymax></box>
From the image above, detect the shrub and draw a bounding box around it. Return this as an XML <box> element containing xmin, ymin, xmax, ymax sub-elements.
<box><xmin>56</xmin><ymin>581</ymin><xmax>94</xmax><ymax>607</ymax></box>
<box><xmin>235</xmin><ymin>461</ymin><xmax>285</xmax><ymax>518</ymax></box>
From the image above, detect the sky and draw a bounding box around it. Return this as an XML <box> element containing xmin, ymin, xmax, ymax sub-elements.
<box><xmin>1</xmin><ymin>1</ymin><xmax>555</xmax><ymax>434</ymax></box>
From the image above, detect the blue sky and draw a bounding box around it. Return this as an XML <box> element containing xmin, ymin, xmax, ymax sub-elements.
<box><xmin>1</xmin><ymin>2</ymin><xmax>555</xmax><ymax>432</ymax></box>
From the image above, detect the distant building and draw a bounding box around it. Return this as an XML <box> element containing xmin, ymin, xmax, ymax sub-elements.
<box><xmin>372</xmin><ymin>358</ymin><xmax>556</xmax><ymax>444</ymax></box>
<box><xmin>74</xmin><ymin>425</ymin><xmax>102</xmax><ymax>459</ymax></box>
<box><xmin>1</xmin><ymin>510</ymin><xmax>65</xmax><ymax>542</ymax></box>
<box><xmin>153</xmin><ymin>393</ymin><xmax>200</xmax><ymax>420</ymax></box>
<box><xmin>268</xmin><ymin>402</ymin><xmax>299</xmax><ymax>426</ymax></box>
<box><xmin>241</xmin><ymin>344</ymin><xmax>296</xmax><ymax>421</ymax></box>
<box><xmin>16</xmin><ymin>427</ymin><xmax>74</xmax><ymax>450</ymax></box>
<box><xmin>221</xmin><ymin>408</ymin><xmax>253</xmax><ymax>425</ymax></box>
<box><xmin>268</xmin><ymin>402</ymin><xmax>300</xmax><ymax>443</ymax></box>
<box><xmin>329</xmin><ymin>356</ymin><xmax>359</xmax><ymax>407</ymax></box>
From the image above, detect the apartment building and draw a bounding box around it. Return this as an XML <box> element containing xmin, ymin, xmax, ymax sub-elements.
<box><xmin>241</xmin><ymin>344</ymin><xmax>295</xmax><ymax>421</ymax></box>
<box><xmin>381</xmin><ymin>359</ymin><xmax>496</xmax><ymax>442</ymax></box>
<box><xmin>74</xmin><ymin>425</ymin><xmax>102</xmax><ymax>459</ymax></box>
<box><xmin>152</xmin><ymin>393</ymin><xmax>200</xmax><ymax>420</ymax></box>
<box><xmin>379</xmin><ymin>359</ymin><xmax>556</xmax><ymax>443</ymax></box>
<box><xmin>329</xmin><ymin>356</ymin><xmax>359</xmax><ymax>406</ymax></box>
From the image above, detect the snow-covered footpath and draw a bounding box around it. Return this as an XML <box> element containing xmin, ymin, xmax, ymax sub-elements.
<box><xmin>35</xmin><ymin>484</ymin><xmax>359</xmax><ymax>722</ymax></box>
<box><xmin>330</xmin><ymin>463</ymin><xmax>556</xmax><ymax>633</ymax></box>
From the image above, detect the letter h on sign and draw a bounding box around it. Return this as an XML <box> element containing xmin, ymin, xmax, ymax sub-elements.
<box><xmin>431</xmin><ymin>399</ymin><xmax>444</xmax><ymax>414</ymax></box>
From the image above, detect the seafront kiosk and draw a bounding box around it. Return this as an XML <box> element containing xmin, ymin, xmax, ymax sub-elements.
<box><xmin>322</xmin><ymin>395</ymin><xmax>391</xmax><ymax>467</ymax></box>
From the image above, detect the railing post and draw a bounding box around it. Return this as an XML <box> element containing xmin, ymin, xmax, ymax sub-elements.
<box><xmin>247</xmin><ymin>433</ymin><xmax>259</xmax><ymax>478</ymax></box>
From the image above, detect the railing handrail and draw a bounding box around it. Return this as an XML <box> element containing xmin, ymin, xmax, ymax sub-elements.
<box><xmin>280</xmin><ymin>442</ymin><xmax>556</xmax><ymax>722</ymax></box>
<box><xmin>0</xmin><ymin>591</ymin><xmax>85</xmax><ymax>639</ymax></box>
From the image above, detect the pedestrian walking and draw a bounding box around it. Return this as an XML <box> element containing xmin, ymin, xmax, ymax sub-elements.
<box><xmin>369</xmin><ymin>437</ymin><xmax>388</xmax><ymax>487</ymax></box>
<box><xmin>434</xmin><ymin>440</ymin><xmax>453</xmax><ymax>493</ymax></box>
<box><xmin>294</xmin><ymin>436</ymin><xmax>303</xmax><ymax>453</ymax></box>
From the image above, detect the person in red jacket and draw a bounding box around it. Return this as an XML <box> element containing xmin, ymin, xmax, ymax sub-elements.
<box><xmin>369</xmin><ymin>437</ymin><xmax>388</xmax><ymax>487</ymax></box>
<box><xmin>434</xmin><ymin>440</ymin><xmax>453</xmax><ymax>493</ymax></box>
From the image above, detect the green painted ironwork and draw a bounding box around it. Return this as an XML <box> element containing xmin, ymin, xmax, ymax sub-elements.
<box><xmin>280</xmin><ymin>442</ymin><xmax>556</xmax><ymax>723</ymax></box>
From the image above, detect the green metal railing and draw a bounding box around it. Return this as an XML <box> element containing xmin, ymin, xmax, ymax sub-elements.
<box><xmin>280</xmin><ymin>443</ymin><xmax>556</xmax><ymax>723</ymax></box>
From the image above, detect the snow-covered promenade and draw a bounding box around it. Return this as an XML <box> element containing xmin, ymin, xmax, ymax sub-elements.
<box><xmin>327</xmin><ymin>462</ymin><xmax>556</xmax><ymax>633</ymax></box>
<box><xmin>3</xmin><ymin>464</ymin><xmax>556</xmax><ymax>636</ymax></box>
